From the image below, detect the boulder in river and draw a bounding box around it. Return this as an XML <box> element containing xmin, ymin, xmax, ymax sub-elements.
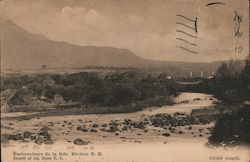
<box><xmin>169</xmin><ymin>127</ymin><xmax>176</xmax><ymax>133</ymax></box>
<box><xmin>1</xmin><ymin>134</ymin><xmax>11</xmax><ymax>143</ymax></box>
<box><xmin>100</xmin><ymin>128</ymin><xmax>106</xmax><ymax>132</ymax></box>
<box><xmin>90</xmin><ymin>129</ymin><xmax>98</xmax><ymax>133</ymax></box>
<box><xmin>23</xmin><ymin>131</ymin><xmax>32</xmax><ymax>138</ymax></box>
<box><xmin>162</xmin><ymin>133</ymin><xmax>170</xmax><ymax>137</ymax></box>
<box><xmin>82</xmin><ymin>128</ymin><xmax>88</xmax><ymax>132</ymax></box>
<box><xmin>44</xmin><ymin>139</ymin><xmax>54</xmax><ymax>145</ymax></box>
<box><xmin>22</xmin><ymin>138</ymin><xmax>29</xmax><ymax>143</ymax></box>
<box><xmin>39</xmin><ymin>126</ymin><xmax>52</xmax><ymax>132</ymax></box>
<box><xmin>39</xmin><ymin>131</ymin><xmax>51</xmax><ymax>138</ymax></box>
<box><xmin>74</xmin><ymin>139</ymin><xmax>90</xmax><ymax>145</ymax></box>
<box><xmin>109</xmin><ymin>121</ymin><xmax>119</xmax><ymax>127</ymax></box>
<box><xmin>77</xmin><ymin>126</ymin><xmax>88</xmax><ymax>132</ymax></box>
<box><xmin>101</xmin><ymin>124</ymin><xmax>108</xmax><ymax>127</ymax></box>
<box><xmin>109</xmin><ymin>125</ymin><xmax>119</xmax><ymax>132</ymax></box>
<box><xmin>34</xmin><ymin>136</ymin><xmax>43</xmax><ymax>145</ymax></box>
<box><xmin>122</xmin><ymin>126</ymin><xmax>128</xmax><ymax>131</ymax></box>
<box><xmin>131</xmin><ymin>121</ymin><xmax>145</xmax><ymax>129</ymax></box>
<box><xmin>178</xmin><ymin>130</ymin><xmax>184</xmax><ymax>134</ymax></box>
<box><xmin>31</xmin><ymin>134</ymin><xmax>37</xmax><ymax>140</ymax></box>
<box><xmin>77</xmin><ymin>126</ymin><xmax>84</xmax><ymax>130</ymax></box>
<box><xmin>123</xmin><ymin>119</ymin><xmax>132</xmax><ymax>125</ymax></box>
<box><xmin>13</xmin><ymin>133</ymin><xmax>24</xmax><ymax>140</ymax></box>
<box><xmin>92</xmin><ymin>124</ymin><xmax>99</xmax><ymax>128</ymax></box>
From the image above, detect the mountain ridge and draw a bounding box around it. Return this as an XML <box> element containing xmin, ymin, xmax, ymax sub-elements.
<box><xmin>1</xmin><ymin>20</ymin><xmax>237</xmax><ymax>75</ymax></box>
<box><xmin>1</xmin><ymin>20</ymin><xmax>150</xmax><ymax>70</ymax></box>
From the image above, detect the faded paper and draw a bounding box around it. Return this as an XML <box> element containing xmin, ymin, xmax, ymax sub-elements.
<box><xmin>1</xmin><ymin>0</ymin><xmax>250</xmax><ymax>162</ymax></box>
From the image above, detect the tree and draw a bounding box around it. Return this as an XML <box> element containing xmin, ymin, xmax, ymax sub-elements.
<box><xmin>216</xmin><ymin>60</ymin><xmax>243</xmax><ymax>80</ymax></box>
<box><xmin>241</xmin><ymin>55</ymin><xmax>250</xmax><ymax>81</ymax></box>
<box><xmin>239</xmin><ymin>55</ymin><xmax>250</xmax><ymax>100</ymax></box>
<box><xmin>209</xmin><ymin>106</ymin><xmax>250</xmax><ymax>146</ymax></box>
<box><xmin>109</xmin><ymin>84</ymin><xmax>136</xmax><ymax>106</ymax></box>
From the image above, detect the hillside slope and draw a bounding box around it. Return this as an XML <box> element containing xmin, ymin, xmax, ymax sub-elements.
<box><xmin>1</xmin><ymin>20</ymin><xmax>148</xmax><ymax>70</ymax></box>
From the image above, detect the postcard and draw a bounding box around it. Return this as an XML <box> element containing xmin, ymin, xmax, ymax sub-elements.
<box><xmin>1</xmin><ymin>0</ymin><xmax>249</xmax><ymax>162</ymax></box>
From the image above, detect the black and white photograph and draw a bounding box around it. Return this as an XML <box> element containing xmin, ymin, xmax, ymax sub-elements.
<box><xmin>1</xmin><ymin>0</ymin><xmax>250</xmax><ymax>161</ymax></box>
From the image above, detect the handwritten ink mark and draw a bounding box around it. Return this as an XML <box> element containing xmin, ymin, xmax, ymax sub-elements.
<box><xmin>176</xmin><ymin>15</ymin><xmax>198</xmax><ymax>34</ymax></box>
<box><xmin>176</xmin><ymin>38</ymin><xmax>197</xmax><ymax>46</ymax></box>
<box><xmin>176</xmin><ymin>30</ymin><xmax>197</xmax><ymax>38</ymax></box>
<box><xmin>194</xmin><ymin>17</ymin><xmax>198</xmax><ymax>34</ymax></box>
<box><xmin>234</xmin><ymin>11</ymin><xmax>243</xmax><ymax>37</ymax></box>
<box><xmin>235</xmin><ymin>46</ymin><xmax>243</xmax><ymax>54</ymax></box>
<box><xmin>176</xmin><ymin>46</ymin><xmax>198</xmax><ymax>54</ymax></box>
<box><xmin>206</xmin><ymin>2</ymin><xmax>226</xmax><ymax>6</ymax></box>
<box><xmin>176</xmin><ymin>14</ymin><xmax>198</xmax><ymax>53</ymax></box>
<box><xmin>176</xmin><ymin>14</ymin><xmax>196</xmax><ymax>22</ymax></box>
<box><xmin>176</xmin><ymin>22</ymin><xmax>196</xmax><ymax>31</ymax></box>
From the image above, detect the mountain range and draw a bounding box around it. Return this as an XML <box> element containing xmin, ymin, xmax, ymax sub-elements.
<box><xmin>1</xmin><ymin>20</ymin><xmax>233</xmax><ymax>75</ymax></box>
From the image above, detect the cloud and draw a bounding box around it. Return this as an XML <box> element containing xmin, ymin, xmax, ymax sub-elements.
<box><xmin>60</xmin><ymin>6</ymin><xmax>101</xmax><ymax>26</ymax></box>
<box><xmin>86</xmin><ymin>9</ymin><xmax>98</xmax><ymax>19</ymax></box>
<box><xmin>62</xmin><ymin>6</ymin><xmax>87</xmax><ymax>15</ymax></box>
<box><xmin>61</xmin><ymin>6</ymin><xmax>99</xmax><ymax>19</ymax></box>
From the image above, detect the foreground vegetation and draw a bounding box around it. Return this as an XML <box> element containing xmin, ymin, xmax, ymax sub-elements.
<box><xmin>208</xmin><ymin>106</ymin><xmax>250</xmax><ymax>146</ymax></box>
<box><xmin>180</xmin><ymin>56</ymin><xmax>250</xmax><ymax>146</ymax></box>
<box><xmin>208</xmin><ymin>56</ymin><xmax>250</xmax><ymax>146</ymax></box>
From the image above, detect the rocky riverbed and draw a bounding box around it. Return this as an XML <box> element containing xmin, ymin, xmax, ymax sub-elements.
<box><xmin>1</xmin><ymin>93</ymin><xmax>216</xmax><ymax>145</ymax></box>
<box><xmin>1</xmin><ymin>93</ymin><xmax>249</xmax><ymax>162</ymax></box>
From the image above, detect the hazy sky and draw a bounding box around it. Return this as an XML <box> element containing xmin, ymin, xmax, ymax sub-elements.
<box><xmin>1</xmin><ymin>0</ymin><xmax>249</xmax><ymax>62</ymax></box>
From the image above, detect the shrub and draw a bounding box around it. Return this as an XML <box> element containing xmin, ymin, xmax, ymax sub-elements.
<box><xmin>209</xmin><ymin>107</ymin><xmax>250</xmax><ymax>146</ymax></box>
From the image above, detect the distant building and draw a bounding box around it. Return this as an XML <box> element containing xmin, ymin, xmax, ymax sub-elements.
<box><xmin>200</xmin><ymin>71</ymin><xmax>204</xmax><ymax>78</ymax></box>
<box><xmin>207</xmin><ymin>76</ymin><xmax>214</xmax><ymax>79</ymax></box>
<box><xmin>166</xmin><ymin>76</ymin><xmax>172</xmax><ymax>79</ymax></box>
<box><xmin>190</xmin><ymin>71</ymin><xmax>193</xmax><ymax>77</ymax></box>
<box><xmin>244</xmin><ymin>101</ymin><xmax>250</xmax><ymax>105</ymax></box>
<box><xmin>207</xmin><ymin>71</ymin><xmax>215</xmax><ymax>79</ymax></box>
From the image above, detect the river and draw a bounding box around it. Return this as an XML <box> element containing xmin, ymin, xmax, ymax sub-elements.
<box><xmin>2</xmin><ymin>92</ymin><xmax>249</xmax><ymax>162</ymax></box>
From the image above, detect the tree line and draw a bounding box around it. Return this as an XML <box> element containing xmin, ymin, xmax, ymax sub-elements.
<box><xmin>2</xmin><ymin>71</ymin><xmax>179</xmax><ymax>108</ymax></box>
